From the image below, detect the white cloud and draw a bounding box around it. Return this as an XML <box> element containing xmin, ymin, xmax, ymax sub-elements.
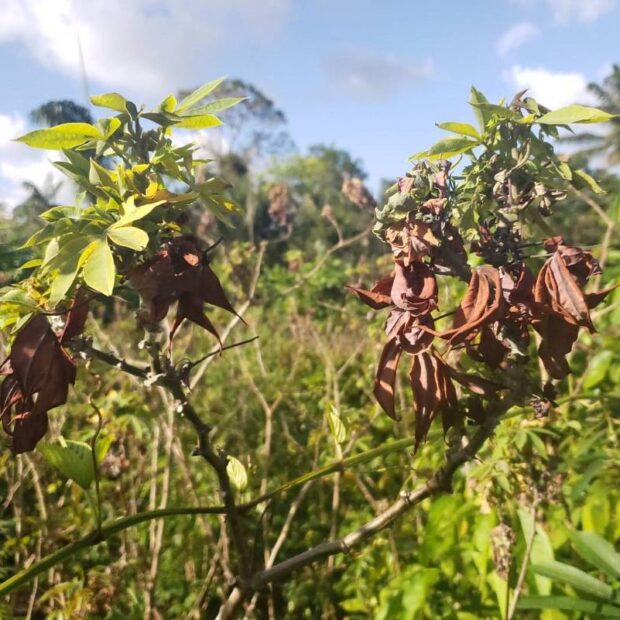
<box><xmin>0</xmin><ymin>0</ymin><xmax>291</xmax><ymax>97</ymax></box>
<box><xmin>512</xmin><ymin>0</ymin><xmax>617</xmax><ymax>23</ymax></box>
<box><xmin>550</xmin><ymin>0</ymin><xmax>617</xmax><ymax>22</ymax></box>
<box><xmin>504</xmin><ymin>65</ymin><xmax>595</xmax><ymax>108</ymax></box>
<box><xmin>322</xmin><ymin>51</ymin><xmax>433</xmax><ymax>102</ymax></box>
<box><xmin>497</xmin><ymin>22</ymin><xmax>540</xmax><ymax>56</ymax></box>
<box><xmin>0</xmin><ymin>114</ymin><xmax>26</xmax><ymax>149</ymax></box>
<box><xmin>0</xmin><ymin>113</ymin><xmax>66</xmax><ymax>209</ymax></box>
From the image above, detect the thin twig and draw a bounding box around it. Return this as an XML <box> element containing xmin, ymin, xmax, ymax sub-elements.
<box><xmin>186</xmin><ymin>336</ymin><xmax>259</xmax><ymax>370</ymax></box>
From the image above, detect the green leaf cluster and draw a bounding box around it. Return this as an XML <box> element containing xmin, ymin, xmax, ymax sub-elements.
<box><xmin>10</xmin><ymin>79</ymin><xmax>244</xmax><ymax>310</ymax></box>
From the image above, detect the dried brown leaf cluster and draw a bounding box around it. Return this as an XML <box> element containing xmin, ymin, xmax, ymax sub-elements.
<box><xmin>352</xmin><ymin>177</ymin><xmax>615</xmax><ymax>448</ymax></box>
<box><xmin>129</xmin><ymin>235</ymin><xmax>241</xmax><ymax>345</ymax></box>
<box><xmin>0</xmin><ymin>299</ymin><xmax>88</xmax><ymax>453</ymax></box>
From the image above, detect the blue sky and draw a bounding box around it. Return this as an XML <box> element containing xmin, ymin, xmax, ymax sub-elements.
<box><xmin>0</xmin><ymin>0</ymin><xmax>618</xmax><ymax>206</ymax></box>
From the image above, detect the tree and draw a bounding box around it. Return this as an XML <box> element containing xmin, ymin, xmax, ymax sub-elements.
<box><xmin>30</xmin><ymin>99</ymin><xmax>93</xmax><ymax>127</ymax></box>
<box><xmin>178</xmin><ymin>78</ymin><xmax>294</xmax><ymax>166</ymax></box>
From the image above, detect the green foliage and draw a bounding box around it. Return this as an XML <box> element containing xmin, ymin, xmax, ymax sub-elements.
<box><xmin>9</xmin><ymin>79</ymin><xmax>240</xmax><ymax>314</ymax></box>
<box><xmin>519</xmin><ymin>531</ymin><xmax>620</xmax><ymax>616</ymax></box>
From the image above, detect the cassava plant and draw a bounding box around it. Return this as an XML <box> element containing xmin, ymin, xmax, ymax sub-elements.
<box><xmin>0</xmin><ymin>84</ymin><xmax>617</xmax><ymax>619</ymax></box>
<box><xmin>351</xmin><ymin>89</ymin><xmax>618</xmax><ymax>449</ymax></box>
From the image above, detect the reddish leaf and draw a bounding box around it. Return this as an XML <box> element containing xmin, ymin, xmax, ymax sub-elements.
<box><xmin>346</xmin><ymin>273</ymin><xmax>394</xmax><ymax>310</ymax></box>
<box><xmin>59</xmin><ymin>287</ymin><xmax>90</xmax><ymax>344</ymax></box>
<box><xmin>1</xmin><ymin>315</ymin><xmax>76</xmax><ymax>453</ymax></box>
<box><xmin>374</xmin><ymin>339</ymin><xmax>403</xmax><ymax>420</ymax></box>
<box><xmin>390</xmin><ymin>261</ymin><xmax>437</xmax><ymax>316</ymax></box>
<box><xmin>171</xmin><ymin>294</ymin><xmax>222</xmax><ymax>347</ymax></box>
<box><xmin>129</xmin><ymin>236</ymin><xmax>241</xmax><ymax>345</ymax></box>
<box><xmin>442</xmin><ymin>265</ymin><xmax>504</xmax><ymax>344</ymax></box>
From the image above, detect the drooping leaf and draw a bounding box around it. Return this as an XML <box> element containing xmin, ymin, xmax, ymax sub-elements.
<box><xmin>374</xmin><ymin>339</ymin><xmax>403</xmax><ymax>421</ymax></box>
<box><xmin>346</xmin><ymin>273</ymin><xmax>394</xmax><ymax>309</ymax></box>
<box><xmin>59</xmin><ymin>287</ymin><xmax>90</xmax><ymax>344</ymax></box>
<box><xmin>441</xmin><ymin>265</ymin><xmax>503</xmax><ymax>344</ymax></box>
<box><xmin>0</xmin><ymin>315</ymin><xmax>76</xmax><ymax>453</ymax></box>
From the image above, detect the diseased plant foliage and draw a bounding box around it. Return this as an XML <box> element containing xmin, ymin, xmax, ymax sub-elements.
<box><xmin>1</xmin><ymin>81</ymin><xmax>240</xmax><ymax>453</ymax></box>
<box><xmin>0</xmin><ymin>82</ymin><xmax>618</xmax><ymax>619</ymax></box>
<box><xmin>352</xmin><ymin>89</ymin><xmax>616</xmax><ymax>448</ymax></box>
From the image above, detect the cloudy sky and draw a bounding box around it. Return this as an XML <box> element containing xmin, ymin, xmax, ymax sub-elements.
<box><xmin>0</xmin><ymin>0</ymin><xmax>618</xmax><ymax>205</ymax></box>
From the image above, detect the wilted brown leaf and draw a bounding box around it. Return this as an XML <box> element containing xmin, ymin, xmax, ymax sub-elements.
<box><xmin>441</xmin><ymin>265</ymin><xmax>504</xmax><ymax>344</ymax></box>
<box><xmin>1</xmin><ymin>315</ymin><xmax>76</xmax><ymax>453</ymax></box>
<box><xmin>129</xmin><ymin>235</ymin><xmax>241</xmax><ymax>345</ymax></box>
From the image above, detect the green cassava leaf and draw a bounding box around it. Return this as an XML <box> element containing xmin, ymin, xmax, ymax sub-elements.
<box><xmin>159</xmin><ymin>94</ymin><xmax>177</xmax><ymax>112</ymax></box>
<box><xmin>82</xmin><ymin>238</ymin><xmax>115</xmax><ymax>296</ymax></box>
<box><xmin>176</xmin><ymin>76</ymin><xmax>226</xmax><ymax>113</ymax></box>
<box><xmin>469</xmin><ymin>86</ymin><xmax>491</xmax><ymax>129</ymax></box>
<box><xmin>16</xmin><ymin>123</ymin><xmax>103</xmax><ymax>150</ymax></box>
<box><xmin>582</xmin><ymin>351</ymin><xmax>614</xmax><ymax>389</ymax></box>
<box><xmin>107</xmin><ymin>226</ymin><xmax>149</xmax><ymax>251</ymax></box>
<box><xmin>410</xmin><ymin>136</ymin><xmax>479</xmax><ymax>161</ymax></box>
<box><xmin>436</xmin><ymin>122</ymin><xmax>480</xmax><ymax>139</ymax></box>
<box><xmin>188</xmin><ymin>97</ymin><xmax>247</xmax><ymax>115</ymax></box>
<box><xmin>111</xmin><ymin>200</ymin><xmax>166</xmax><ymax>228</ymax></box>
<box><xmin>48</xmin><ymin>236</ymin><xmax>94</xmax><ymax>305</ymax></box>
<box><xmin>537</xmin><ymin>105</ymin><xmax>617</xmax><ymax>125</ymax></box>
<box><xmin>573</xmin><ymin>169</ymin><xmax>605</xmax><ymax>194</ymax></box>
<box><xmin>90</xmin><ymin>92</ymin><xmax>128</xmax><ymax>113</ymax></box>
<box><xmin>173</xmin><ymin>114</ymin><xmax>223</xmax><ymax>130</ymax></box>
<box><xmin>470</xmin><ymin>102</ymin><xmax>520</xmax><ymax>121</ymax></box>
<box><xmin>326</xmin><ymin>406</ymin><xmax>347</xmax><ymax>444</ymax></box>
<box><xmin>99</xmin><ymin>117</ymin><xmax>122</xmax><ymax>139</ymax></box>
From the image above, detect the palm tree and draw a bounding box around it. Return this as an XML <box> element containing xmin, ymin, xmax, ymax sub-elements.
<box><xmin>562</xmin><ymin>64</ymin><xmax>620</xmax><ymax>164</ymax></box>
<box><xmin>30</xmin><ymin>100</ymin><xmax>92</xmax><ymax>127</ymax></box>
